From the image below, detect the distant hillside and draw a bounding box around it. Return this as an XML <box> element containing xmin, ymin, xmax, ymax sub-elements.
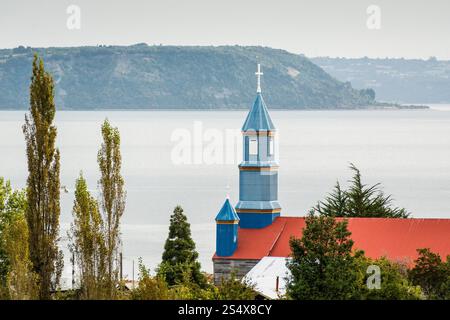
<box><xmin>311</xmin><ymin>57</ymin><xmax>450</xmax><ymax>104</ymax></box>
<box><xmin>0</xmin><ymin>45</ymin><xmax>380</xmax><ymax>109</ymax></box>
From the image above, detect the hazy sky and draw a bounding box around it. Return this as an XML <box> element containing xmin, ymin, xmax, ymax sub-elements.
<box><xmin>1</xmin><ymin>0</ymin><xmax>449</xmax><ymax>59</ymax></box>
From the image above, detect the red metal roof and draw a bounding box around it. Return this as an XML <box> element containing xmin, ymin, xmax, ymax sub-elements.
<box><xmin>213</xmin><ymin>217</ymin><xmax>450</xmax><ymax>265</ymax></box>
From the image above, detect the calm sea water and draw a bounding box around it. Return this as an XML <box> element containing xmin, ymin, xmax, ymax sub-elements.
<box><xmin>1</xmin><ymin>105</ymin><xmax>450</xmax><ymax>283</ymax></box>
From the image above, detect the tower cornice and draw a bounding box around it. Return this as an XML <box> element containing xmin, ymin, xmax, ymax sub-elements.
<box><xmin>238</xmin><ymin>166</ymin><xmax>279</xmax><ymax>171</ymax></box>
<box><xmin>235</xmin><ymin>208</ymin><xmax>281</xmax><ymax>214</ymax></box>
<box><xmin>242</xmin><ymin>130</ymin><xmax>276</xmax><ymax>136</ymax></box>
<box><xmin>216</xmin><ymin>220</ymin><xmax>239</xmax><ymax>225</ymax></box>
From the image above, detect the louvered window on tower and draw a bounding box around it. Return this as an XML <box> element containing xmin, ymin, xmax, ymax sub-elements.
<box><xmin>249</xmin><ymin>138</ymin><xmax>258</xmax><ymax>155</ymax></box>
<box><xmin>269</xmin><ymin>137</ymin><xmax>274</xmax><ymax>156</ymax></box>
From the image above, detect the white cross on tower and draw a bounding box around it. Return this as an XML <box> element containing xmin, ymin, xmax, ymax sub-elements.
<box><xmin>255</xmin><ymin>63</ymin><xmax>263</xmax><ymax>93</ymax></box>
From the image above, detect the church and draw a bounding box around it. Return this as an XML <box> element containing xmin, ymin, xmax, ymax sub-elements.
<box><xmin>212</xmin><ymin>64</ymin><xmax>450</xmax><ymax>291</ymax></box>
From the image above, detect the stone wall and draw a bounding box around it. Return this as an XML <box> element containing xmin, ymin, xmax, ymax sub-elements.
<box><xmin>213</xmin><ymin>258</ymin><xmax>260</xmax><ymax>284</ymax></box>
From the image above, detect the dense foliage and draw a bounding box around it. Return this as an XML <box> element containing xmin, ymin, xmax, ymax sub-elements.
<box><xmin>314</xmin><ymin>164</ymin><xmax>409</xmax><ymax>218</ymax></box>
<box><xmin>215</xmin><ymin>274</ymin><xmax>256</xmax><ymax>300</ymax></box>
<box><xmin>409</xmin><ymin>248</ymin><xmax>450</xmax><ymax>299</ymax></box>
<box><xmin>287</xmin><ymin>212</ymin><xmax>359</xmax><ymax>299</ymax></box>
<box><xmin>0</xmin><ymin>178</ymin><xmax>27</xmax><ymax>286</ymax></box>
<box><xmin>2</xmin><ymin>213</ymin><xmax>39</xmax><ymax>299</ymax></box>
<box><xmin>0</xmin><ymin>45</ymin><xmax>376</xmax><ymax>109</ymax></box>
<box><xmin>133</xmin><ymin>259</ymin><xmax>255</xmax><ymax>300</ymax></box>
<box><xmin>287</xmin><ymin>212</ymin><xmax>422</xmax><ymax>300</ymax></box>
<box><xmin>355</xmin><ymin>255</ymin><xmax>422</xmax><ymax>300</ymax></box>
<box><xmin>0</xmin><ymin>178</ymin><xmax>37</xmax><ymax>299</ymax></box>
<box><xmin>131</xmin><ymin>258</ymin><xmax>171</xmax><ymax>300</ymax></box>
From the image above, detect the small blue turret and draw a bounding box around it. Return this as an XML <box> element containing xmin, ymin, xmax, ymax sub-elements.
<box><xmin>215</xmin><ymin>198</ymin><xmax>240</xmax><ymax>257</ymax></box>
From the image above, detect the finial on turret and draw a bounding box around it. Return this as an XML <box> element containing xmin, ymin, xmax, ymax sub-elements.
<box><xmin>255</xmin><ymin>63</ymin><xmax>263</xmax><ymax>93</ymax></box>
<box><xmin>225</xmin><ymin>183</ymin><xmax>231</xmax><ymax>199</ymax></box>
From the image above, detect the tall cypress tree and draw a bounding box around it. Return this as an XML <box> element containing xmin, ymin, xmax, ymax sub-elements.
<box><xmin>23</xmin><ymin>54</ymin><xmax>63</xmax><ymax>299</ymax></box>
<box><xmin>97</xmin><ymin>119</ymin><xmax>126</xmax><ymax>298</ymax></box>
<box><xmin>158</xmin><ymin>205</ymin><xmax>205</xmax><ymax>287</ymax></box>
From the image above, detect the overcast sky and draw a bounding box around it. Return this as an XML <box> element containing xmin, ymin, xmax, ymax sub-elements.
<box><xmin>1</xmin><ymin>0</ymin><xmax>449</xmax><ymax>59</ymax></box>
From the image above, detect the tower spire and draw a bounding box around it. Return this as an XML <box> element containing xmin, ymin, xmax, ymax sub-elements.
<box><xmin>255</xmin><ymin>63</ymin><xmax>263</xmax><ymax>93</ymax></box>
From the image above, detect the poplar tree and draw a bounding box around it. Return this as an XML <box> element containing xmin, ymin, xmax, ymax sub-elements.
<box><xmin>3</xmin><ymin>213</ymin><xmax>39</xmax><ymax>300</ymax></box>
<box><xmin>69</xmin><ymin>173</ymin><xmax>107</xmax><ymax>299</ymax></box>
<box><xmin>0</xmin><ymin>178</ymin><xmax>29</xmax><ymax>298</ymax></box>
<box><xmin>23</xmin><ymin>55</ymin><xmax>63</xmax><ymax>299</ymax></box>
<box><xmin>97</xmin><ymin>119</ymin><xmax>126</xmax><ymax>298</ymax></box>
<box><xmin>0</xmin><ymin>178</ymin><xmax>27</xmax><ymax>286</ymax></box>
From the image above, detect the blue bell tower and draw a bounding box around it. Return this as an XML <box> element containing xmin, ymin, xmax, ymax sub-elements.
<box><xmin>235</xmin><ymin>64</ymin><xmax>281</xmax><ymax>228</ymax></box>
<box><xmin>215</xmin><ymin>198</ymin><xmax>240</xmax><ymax>256</ymax></box>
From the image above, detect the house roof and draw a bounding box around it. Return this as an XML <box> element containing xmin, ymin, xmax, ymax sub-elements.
<box><xmin>242</xmin><ymin>93</ymin><xmax>275</xmax><ymax>132</ymax></box>
<box><xmin>213</xmin><ymin>217</ymin><xmax>450</xmax><ymax>265</ymax></box>
<box><xmin>243</xmin><ymin>257</ymin><xmax>290</xmax><ymax>299</ymax></box>
<box><xmin>215</xmin><ymin>198</ymin><xmax>240</xmax><ymax>222</ymax></box>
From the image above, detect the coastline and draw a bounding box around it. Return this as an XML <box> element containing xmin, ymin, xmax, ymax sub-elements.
<box><xmin>0</xmin><ymin>104</ymin><xmax>432</xmax><ymax>112</ymax></box>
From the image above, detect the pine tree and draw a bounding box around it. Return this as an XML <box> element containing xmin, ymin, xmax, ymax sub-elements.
<box><xmin>23</xmin><ymin>55</ymin><xmax>63</xmax><ymax>299</ymax></box>
<box><xmin>315</xmin><ymin>163</ymin><xmax>409</xmax><ymax>218</ymax></box>
<box><xmin>314</xmin><ymin>181</ymin><xmax>347</xmax><ymax>217</ymax></box>
<box><xmin>69</xmin><ymin>173</ymin><xmax>107</xmax><ymax>299</ymax></box>
<box><xmin>158</xmin><ymin>205</ymin><xmax>206</xmax><ymax>287</ymax></box>
<box><xmin>97</xmin><ymin>119</ymin><xmax>126</xmax><ymax>298</ymax></box>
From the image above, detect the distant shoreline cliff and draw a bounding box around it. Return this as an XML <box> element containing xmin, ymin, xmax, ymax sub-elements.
<box><xmin>0</xmin><ymin>44</ymin><xmax>428</xmax><ymax>110</ymax></box>
<box><xmin>312</xmin><ymin>56</ymin><xmax>450</xmax><ymax>105</ymax></box>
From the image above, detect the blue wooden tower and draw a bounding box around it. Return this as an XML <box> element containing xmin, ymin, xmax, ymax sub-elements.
<box><xmin>235</xmin><ymin>64</ymin><xmax>281</xmax><ymax>228</ymax></box>
<box><xmin>215</xmin><ymin>198</ymin><xmax>240</xmax><ymax>256</ymax></box>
